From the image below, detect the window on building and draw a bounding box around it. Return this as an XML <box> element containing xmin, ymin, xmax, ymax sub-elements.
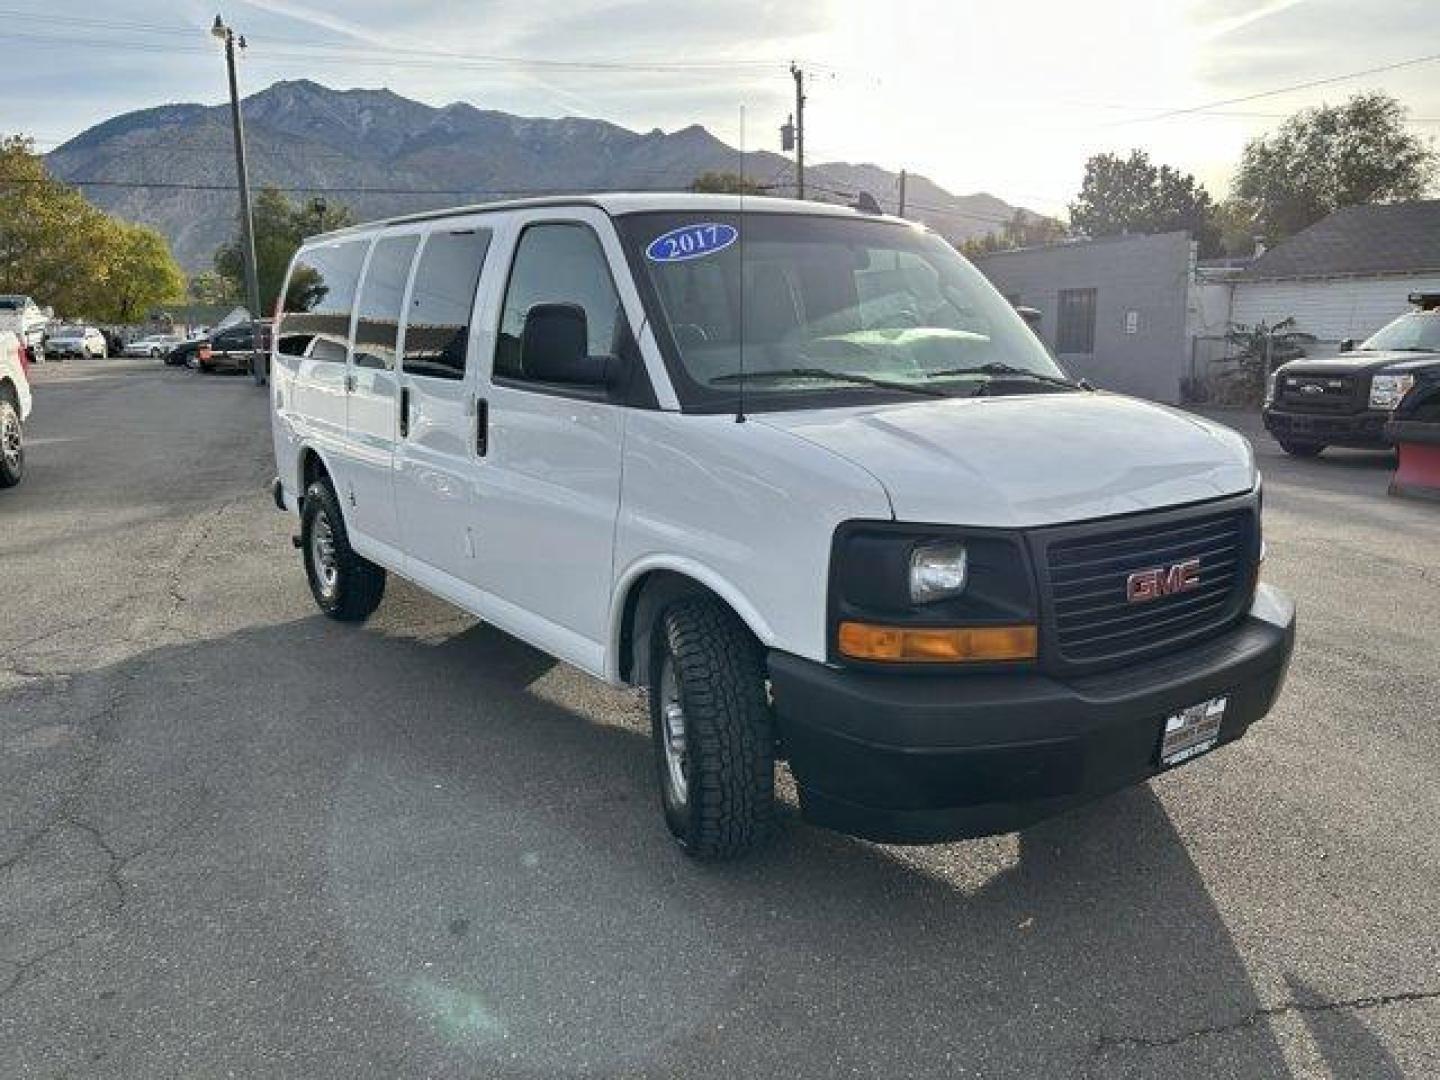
<box><xmin>402</xmin><ymin>229</ymin><xmax>491</xmax><ymax>380</ymax></box>
<box><xmin>1056</xmin><ymin>288</ymin><xmax>1097</xmax><ymax>354</ymax></box>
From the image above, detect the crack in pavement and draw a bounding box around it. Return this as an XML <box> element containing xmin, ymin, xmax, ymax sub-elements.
<box><xmin>1087</xmin><ymin>988</ymin><xmax>1440</xmax><ymax>1059</ymax></box>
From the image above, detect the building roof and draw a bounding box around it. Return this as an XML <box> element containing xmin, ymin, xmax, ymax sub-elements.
<box><xmin>1239</xmin><ymin>200</ymin><xmax>1440</xmax><ymax>281</ymax></box>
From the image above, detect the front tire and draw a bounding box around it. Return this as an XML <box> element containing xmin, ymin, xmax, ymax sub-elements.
<box><xmin>0</xmin><ymin>398</ymin><xmax>24</xmax><ymax>488</ymax></box>
<box><xmin>1279</xmin><ymin>440</ymin><xmax>1325</xmax><ymax>458</ymax></box>
<box><xmin>300</xmin><ymin>480</ymin><xmax>386</xmax><ymax>621</ymax></box>
<box><xmin>649</xmin><ymin>598</ymin><xmax>776</xmax><ymax>859</ymax></box>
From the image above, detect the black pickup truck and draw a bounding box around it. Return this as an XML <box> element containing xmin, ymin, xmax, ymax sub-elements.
<box><xmin>1263</xmin><ymin>293</ymin><xmax>1440</xmax><ymax>456</ymax></box>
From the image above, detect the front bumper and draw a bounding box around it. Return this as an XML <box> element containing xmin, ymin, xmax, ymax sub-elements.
<box><xmin>1263</xmin><ymin>406</ymin><xmax>1390</xmax><ymax>448</ymax></box>
<box><xmin>768</xmin><ymin>585</ymin><xmax>1296</xmax><ymax>844</ymax></box>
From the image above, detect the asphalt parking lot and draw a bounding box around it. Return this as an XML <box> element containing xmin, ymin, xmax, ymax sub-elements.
<box><xmin>2</xmin><ymin>357</ymin><xmax>1437</xmax><ymax>1079</ymax></box>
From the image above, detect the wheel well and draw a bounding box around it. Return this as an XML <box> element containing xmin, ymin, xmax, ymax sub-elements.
<box><xmin>620</xmin><ymin>570</ymin><xmax>745</xmax><ymax>686</ymax></box>
<box><xmin>299</xmin><ymin>448</ymin><xmax>329</xmax><ymax>494</ymax></box>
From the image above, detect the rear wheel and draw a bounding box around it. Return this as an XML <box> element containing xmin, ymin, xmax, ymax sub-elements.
<box><xmin>649</xmin><ymin>597</ymin><xmax>776</xmax><ymax>859</ymax></box>
<box><xmin>1279</xmin><ymin>440</ymin><xmax>1325</xmax><ymax>458</ymax></box>
<box><xmin>0</xmin><ymin>398</ymin><xmax>23</xmax><ymax>488</ymax></box>
<box><xmin>300</xmin><ymin>480</ymin><xmax>385</xmax><ymax>621</ymax></box>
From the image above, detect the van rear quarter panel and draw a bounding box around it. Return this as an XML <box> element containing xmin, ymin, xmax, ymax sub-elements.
<box><xmin>614</xmin><ymin>412</ymin><xmax>893</xmax><ymax>668</ymax></box>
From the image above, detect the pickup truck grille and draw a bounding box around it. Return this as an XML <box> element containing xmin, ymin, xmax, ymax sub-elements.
<box><xmin>1037</xmin><ymin>504</ymin><xmax>1256</xmax><ymax>670</ymax></box>
<box><xmin>1275</xmin><ymin>373</ymin><xmax>1362</xmax><ymax>414</ymax></box>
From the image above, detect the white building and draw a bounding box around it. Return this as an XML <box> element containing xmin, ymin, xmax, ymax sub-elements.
<box><xmin>1230</xmin><ymin>199</ymin><xmax>1440</xmax><ymax>352</ymax></box>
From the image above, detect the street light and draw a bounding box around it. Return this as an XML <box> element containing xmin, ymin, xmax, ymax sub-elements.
<box><xmin>212</xmin><ymin>13</ymin><xmax>262</xmax><ymax>380</ymax></box>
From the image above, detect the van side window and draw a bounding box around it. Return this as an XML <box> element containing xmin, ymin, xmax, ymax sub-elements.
<box><xmin>402</xmin><ymin>229</ymin><xmax>490</xmax><ymax>380</ymax></box>
<box><xmin>495</xmin><ymin>223</ymin><xmax>623</xmax><ymax>383</ymax></box>
<box><xmin>354</xmin><ymin>234</ymin><xmax>419</xmax><ymax>371</ymax></box>
<box><xmin>277</xmin><ymin>240</ymin><xmax>365</xmax><ymax>360</ymax></box>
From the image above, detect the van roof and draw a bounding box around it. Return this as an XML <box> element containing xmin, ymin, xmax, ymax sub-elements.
<box><xmin>306</xmin><ymin>192</ymin><xmax>905</xmax><ymax>243</ymax></box>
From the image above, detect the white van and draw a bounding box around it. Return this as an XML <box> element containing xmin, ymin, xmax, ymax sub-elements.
<box><xmin>269</xmin><ymin>194</ymin><xmax>1295</xmax><ymax>859</ymax></box>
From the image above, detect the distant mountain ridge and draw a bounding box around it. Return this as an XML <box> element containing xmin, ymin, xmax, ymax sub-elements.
<box><xmin>47</xmin><ymin>79</ymin><xmax>1023</xmax><ymax>270</ymax></box>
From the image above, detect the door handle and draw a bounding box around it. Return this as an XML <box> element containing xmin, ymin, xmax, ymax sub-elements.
<box><xmin>343</xmin><ymin>372</ymin><xmax>356</xmax><ymax>393</ymax></box>
<box><xmin>476</xmin><ymin>397</ymin><xmax>488</xmax><ymax>457</ymax></box>
<box><xmin>399</xmin><ymin>387</ymin><xmax>411</xmax><ymax>438</ymax></box>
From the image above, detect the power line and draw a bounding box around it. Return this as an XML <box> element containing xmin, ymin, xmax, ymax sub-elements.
<box><xmin>1100</xmin><ymin>50</ymin><xmax>1440</xmax><ymax>128</ymax></box>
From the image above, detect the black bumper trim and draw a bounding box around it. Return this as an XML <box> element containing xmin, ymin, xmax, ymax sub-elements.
<box><xmin>1263</xmin><ymin>407</ymin><xmax>1390</xmax><ymax>447</ymax></box>
<box><xmin>768</xmin><ymin>596</ymin><xmax>1295</xmax><ymax>844</ymax></box>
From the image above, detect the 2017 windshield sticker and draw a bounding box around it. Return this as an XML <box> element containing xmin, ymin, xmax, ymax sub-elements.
<box><xmin>645</xmin><ymin>223</ymin><xmax>738</xmax><ymax>263</ymax></box>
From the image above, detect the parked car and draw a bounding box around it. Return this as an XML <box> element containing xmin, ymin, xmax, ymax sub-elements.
<box><xmin>269</xmin><ymin>194</ymin><xmax>1295</xmax><ymax>860</ymax></box>
<box><xmin>0</xmin><ymin>330</ymin><xmax>32</xmax><ymax>488</ymax></box>
<box><xmin>0</xmin><ymin>294</ymin><xmax>50</xmax><ymax>357</ymax></box>
<box><xmin>1263</xmin><ymin>292</ymin><xmax>1440</xmax><ymax>456</ymax></box>
<box><xmin>43</xmin><ymin>325</ymin><xmax>107</xmax><ymax>360</ymax></box>
<box><xmin>164</xmin><ymin>336</ymin><xmax>211</xmax><ymax>368</ymax></box>
<box><xmin>123</xmin><ymin>334</ymin><xmax>183</xmax><ymax>358</ymax></box>
<box><xmin>198</xmin><ymin>320</ymin><xmax>271</xmax><ymax>374</ymax></box>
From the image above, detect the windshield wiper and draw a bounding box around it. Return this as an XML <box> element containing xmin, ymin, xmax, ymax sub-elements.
<box><xmin>710</xmin><ymin>367</ymin><xmax>953</xmax><ymax>398</ymax></box>
<box><xmin>922</xmin><ymin>361</ymin><xmax>1086</xmax><ymax>392</ymax></box>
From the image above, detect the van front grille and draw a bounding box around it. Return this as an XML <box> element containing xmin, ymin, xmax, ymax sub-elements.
<box><xmin>1037</xmin><ymin>505</ymin><xmax>1255</xmax><ymax>669</ymax></box>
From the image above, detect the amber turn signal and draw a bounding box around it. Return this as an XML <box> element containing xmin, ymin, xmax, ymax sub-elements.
<box><xmin>837</xmin><ymin>622</ymin><xmax>1038</xmax><ymax>663</ymax></box>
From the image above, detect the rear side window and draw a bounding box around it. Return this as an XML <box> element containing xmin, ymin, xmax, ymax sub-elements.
<box><xmin>402</xmin><ymin>229</ymin><xmax>490</xmax><ymax>380</ymax></box>
<box><xmin>496</xmin><ymin>223</ymin><xmax>623</xmax><ymax>382</ymax></box>
<box><xmin>278</xmin><ymin>240</ymin><xmax>366</xmax><ymax>360</ymax></box>
<box><xmin>354</xmin><ymin>234</ymin><xmax>419</xmax><ymax>371</ymax></box>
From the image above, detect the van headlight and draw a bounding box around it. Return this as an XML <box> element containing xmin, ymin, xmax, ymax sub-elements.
<box><xmin>910</xmin><ymin>542</ymin><xmax>968</xmax><ymax>603</ymax></box>
<box><xmin>1369</xmin><ymin>374</ymin><xmax>1415</xmax><ymax>410</ymax></box>
<box><xmin>1264</xmin><ymin>371</ymin><xmax>1278</xmax><ymax>407</ymax></box>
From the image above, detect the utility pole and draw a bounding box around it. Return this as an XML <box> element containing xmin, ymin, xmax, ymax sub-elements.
<box><xmin>790</xmin><ymin>63</ymin><xmax>806</xmax><ymax>200</ymax></box>
<box><xmin>898</xmin><ymin>169</ymin><xmax>907</xmax><ymax>218</ymax></box>
<box><xmin>212</xmin><ymin>15</ymin><xmax>260</xmax><ymax>328</ymax></box>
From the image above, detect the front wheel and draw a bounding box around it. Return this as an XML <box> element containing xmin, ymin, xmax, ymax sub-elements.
<box><xmin>1279</xmin><ymin>440</ymin><xmax>1325</xmax><ymax>458</ymax></box>
<box><xmin>0</xmin><ymin>398</ymin><xmax>24</xmax><ymax>488</ymax></box>
<box><xmin>649</xmin><ymin>598</ymin><xmax>776</xmax><ymax>859</ymax></box>
<box><xmin>300</xmin><ymin>480</ymin><xmax>386</xmax><ymax>621</ymax></box>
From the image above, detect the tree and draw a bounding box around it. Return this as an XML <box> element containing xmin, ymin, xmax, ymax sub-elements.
<box><xmin>961</xmin><ymin>209</ymin><xmax>1068</xmax><ymax>257</ymax></box>
<box><xmin>215</xmin><ymin>187</ymin><xmax>353</xmax><ymax>316</ymax></box>
<box><xmin>1068</xmin><ymin>150</ymin><xmax>1221</xmax><ymax>256</ymax></box>
<box><xmin>689</xmin><ymin>171</ymin><xmax>767</xmax><ymax>195</ymax></box>
<box><xmin>0</xmin><ymin>135</ymin><xmax>184</xmax><ymax>321</ymax></box>
<box><xmin>1233</xmin><ymin>92</ymin><xmax>1437</xmax><ymax>241</ymax></box>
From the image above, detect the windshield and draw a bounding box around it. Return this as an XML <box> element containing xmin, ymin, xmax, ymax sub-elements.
<box><xmin>0</xmin><ymin>298</ymin><xmax>21</xmax><ymax>310</ymax></box>
<box><xmin>1360</xmin><ymin>311</ymin><xmax>1440</xmax><ymax>353</ymax></box>
<box><xmin>618</xmin><ymin>212</ymin><xmax>1069</xmax><ymax>410</ymax></box>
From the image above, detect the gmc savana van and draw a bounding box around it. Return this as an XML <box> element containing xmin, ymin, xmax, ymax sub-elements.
<box><xmin>269</xmin><ymin>194</ymin><xmax>1295</xmax><ymax>859</ymax></box>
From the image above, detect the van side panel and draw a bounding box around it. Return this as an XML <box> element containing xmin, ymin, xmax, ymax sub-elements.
<box><xmin>611</xmin><ymin>413</ymin><xmax>892</xmax><ymax>674</ymax></box>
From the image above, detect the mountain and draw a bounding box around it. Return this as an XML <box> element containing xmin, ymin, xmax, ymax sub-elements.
<box><xmin>46</xmin><ymin>79</ymin><xmax>1023</xmax><ymax>271</ymax></box>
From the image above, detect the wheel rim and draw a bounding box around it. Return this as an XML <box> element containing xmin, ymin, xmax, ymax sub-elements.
<box><xmin>311</xmin><ymin>510</ymin><xmax>339</xmax><ymax>599</ymax></box>
<box><xmin>658</xmin><ymin>656</ymin><xmax>689</xmax><ymax>807</ymax></box>
<box><xmin>1</xmin><ymin>409</ymin><xmax>20</xmax><ymax>470</ymax></box>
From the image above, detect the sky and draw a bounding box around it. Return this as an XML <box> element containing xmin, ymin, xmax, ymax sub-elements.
<box><xmin>1</xmin><ymin>0</ymin><xmax>1438</xmax><ymax>217</ymax></box>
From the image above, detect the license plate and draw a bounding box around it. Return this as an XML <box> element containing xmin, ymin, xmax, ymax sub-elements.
<box><xmin>1159</xmin><ymin>696</ymin><xmax>1227</xmax><ymax>766</ymax></box>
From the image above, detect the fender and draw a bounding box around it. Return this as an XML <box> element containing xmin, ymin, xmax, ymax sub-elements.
<box><xmin>607</xmin><ymin>554</ymin><xmax>778</xmax><ymax>684</ymax></box>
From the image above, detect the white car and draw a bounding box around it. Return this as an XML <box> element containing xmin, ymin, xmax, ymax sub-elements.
<box><xmin>268</xmin><ymin>193</ymin><xmax>1296</xmax><ymax>859</ymax></box>
<box><xmin>1</xmin><ymin>330</ymin><xmax>33</xmax><ymax>488</ymax></box>
<box><xmin>0</xmin><ymin>294</ymin><xmax>49</xmax><ymax>357</ymax></box>
<box><xmin>123</xmin><ymin>334</ymin><xmax>182</xmax><ymax>358</ymax></box>
<box><xmin>44</xmin><ymin>325</ymin><xmax>107</xmax><ymax>359</ymax></box>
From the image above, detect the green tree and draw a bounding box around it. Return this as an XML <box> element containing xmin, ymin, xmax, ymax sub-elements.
<box><xmin>1232</xmin><ymin>92</ymin><xmax>1437</xmax><ymax>241</ymax></box>
<box><xmin>0</xmin><ymin>135</ymin><xmax>185</xmax><ymax>321</ymax></box>
<box><xmin>961</xmin><ymin>209</ymin><xmax>1068</xmax><ymax>257</ymax></box>
<box><xmin>187</xmin><ymin>269</ymin><xmax>236</xmax><ymax>307</ymax></box>
<box><xmin>215</xmin><ymin>187</ymin><xmax>353</xmax><ymax>316</ymax></box>
<box><xmin>1068</xmin><ymin>150</ymin><xmax>1221</xmax><ymax>256</ymax></box>
<box><xmin>689</xmin><ymin>171</ymin><xmax>767</xmax><ymax>195</ymax></box>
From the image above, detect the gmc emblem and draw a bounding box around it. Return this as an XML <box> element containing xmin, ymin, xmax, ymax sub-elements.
<box><xmin>1126</xmin><ymin>557</ymin><xmax>1202</xmax><ymax>603</ymax></box>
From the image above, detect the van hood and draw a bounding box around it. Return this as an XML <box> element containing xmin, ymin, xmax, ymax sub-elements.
<box><xmin>755</xmin><ymin>392</ymin><xmax>1255</xmax><ymax>528</ymax></box>
<box><xmin>1278</xmin><ymin>351</ymin><xmax>1439</xmax><ymax>376</ymax></box>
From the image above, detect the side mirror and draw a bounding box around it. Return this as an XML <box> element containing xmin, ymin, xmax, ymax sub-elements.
<box><xmin>520</xmin><ymin>303</ymin><xmax>609</xmax><ymax>386</ymax></box>
<box><xmin>1339</xmin><ymin>338</ymin><xmax>1356</xmax><ymax>353</ymax></box>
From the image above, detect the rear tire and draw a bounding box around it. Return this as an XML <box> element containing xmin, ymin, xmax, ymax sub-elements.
<box><xmin>1279</xmin><ymin>440</ymin><xmax>1325</xmax><ymax>458</ymax></box>
<box><xmin>0</xmin><ymin>398</ymin><xmax>24</xmax><ymax>488</ymax></box>
<box><xmin>300</xmin><ymin>480</ymin><xmax>385</xmax><ymax>621</ymax></box>
<box><xmin>649</xmin><ymin>597</ymin><xmax>776</xmax><ymax>859</ymax></box>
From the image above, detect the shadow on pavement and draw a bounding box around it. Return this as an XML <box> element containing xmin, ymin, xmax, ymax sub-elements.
<box><xmin>1</xmin><ymin>612</ymin><xmax>1292</xmax><ymax>1079</ymax></box>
